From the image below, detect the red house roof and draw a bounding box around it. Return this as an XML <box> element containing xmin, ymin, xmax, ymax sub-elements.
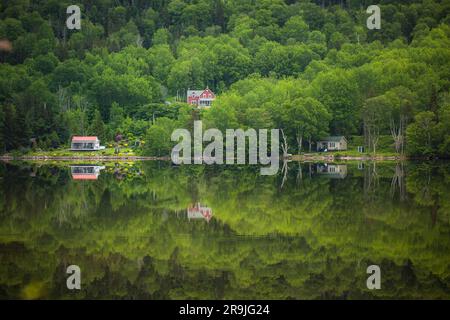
<box><xmin>200</xmin><ymin>88</ymin><xmax>215</xmax><ymax>99</ymax></box>
<box><xmin>72</xmin><ymin>136</ymin><xmax>99</xmax><ymax>141</ymax></box>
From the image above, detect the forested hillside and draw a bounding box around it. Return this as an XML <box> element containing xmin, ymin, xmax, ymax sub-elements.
<box><xmin>0</xmin><ymin>0</ymin><xmax>449</xmax><ymax>156</ymax></box>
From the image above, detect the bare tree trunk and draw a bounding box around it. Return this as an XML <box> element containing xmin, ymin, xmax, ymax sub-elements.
<box><xmin>280</xmin><ymin>129</ymin><xmax>289</xmax><ymax>158</ymax></box>
<box><xmin>400</xmin><ymin>115</ymin><xmax>406</xmax><ymax>155</ymax></box>
<box><xmin>391</xmin><ymin>117</ymin><xmax>405</xmax><ymax>155</ymax></box>
<box><xmin>365</xmin><ymin>119</ymin><xmax>379</xmax><ymax>154</ymax></box>
<box><xmin>296</xmin><ymin>132</ymin><xmax>302</xmax><ymax>154</ymax></box>
<box><xmin>364</xmin><ymin>121</ymin><xmax>371</xmax><ymax>153</ymax></box>
<box><xmin>136</xmin><ymin>34</ymin><xmax>143</xmax><ymax>47</ymax></box>
<box><xmin>280</xmin><ymin>129</ymin><xmax>290</xmax><ymax>189</ymax></box>
<box><xmin>57</xmin><ymin>85</ymin><xmax>67</xmax><ymax>111</ymax></box>
<box><xmin>372</xmin><ymin>134</ymin><xmax>379</xmax><ymax>155</ymax></box>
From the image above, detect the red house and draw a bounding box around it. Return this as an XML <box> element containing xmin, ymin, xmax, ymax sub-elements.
<box><xmin>71</xmin><ymin>136</ymin><xmax>105</xmax><ymax>151</ymax></box>
<box><xmin>187</xmin><ymin>87</ymin><xmax>216</xmax><ymax>107</ymax></box>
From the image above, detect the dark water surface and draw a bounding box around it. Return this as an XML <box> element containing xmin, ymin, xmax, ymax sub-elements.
<box><xmin>0</xmin><ymin>161</ymin><xmax>449</xmax><ymax>299</ymax></box>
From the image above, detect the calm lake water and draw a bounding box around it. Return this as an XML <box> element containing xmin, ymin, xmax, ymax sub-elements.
<box><xmin>0</xmin><ymin>161</ymin><xmax>449</xmax><ymax>299</ymax></box>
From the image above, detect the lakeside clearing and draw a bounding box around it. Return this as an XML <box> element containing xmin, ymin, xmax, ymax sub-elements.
<box><xmin>0</xmin><ymin>152</ymin><xmax>407</xmax><ymax>162</ymax></box>
<box><xmin>0</xmin><ymin>134</ymin><xmax>414</xmax><ymax>162</ymax></box>
<box><xmin>292</xmin><ymin>152</ymin><xmax>407</xmax><ymax>161</ymax></box>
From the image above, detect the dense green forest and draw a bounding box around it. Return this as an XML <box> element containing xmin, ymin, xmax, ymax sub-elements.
<box><xmin>0</xmin><ymin>0</ymin><xmax>449</xmax><ymax>156</ymax></box>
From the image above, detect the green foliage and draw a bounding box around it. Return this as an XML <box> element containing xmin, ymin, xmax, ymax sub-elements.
<box><xmin>65</xmin><ymin>107</ymin><xmax>88</xmax><ymax>139</ymax></box>
<box><xmin>89</xmin><ymin>110</ymin><xmax>106</xmax><ymax>142</ymax></box>
<box><xmin>310</xmin><ymin>69</ymin><xmax>361</xmax><ymax>136</ymax></box>
<box><xmin>0</xmin><ymin>162</ymin><xmax>449</xmax><ymax>299</ymax></box>
<box><xmin>282</xmin><ymin>16</ymin><xmax>309</xmax><ymax>43</ymax></box>
<box><xmin>437</xmin><ymin>102</ymin><xmax>450</xmax><ymax>156</ymax></box>
<box><xmin>152</xmin><ymin>28</ymin><xmax>170</xmax><ymax>45</ymax></box>
<box><xmin>1</xmin><ymin>104</ymin><xmax>30</xmax><ymax>151</ymax></box>
<box><xmin>26</xmin><ymin>53</ymin><xmax>59</xmax><ymax>75</ymax></box>
<box><xmin>142</xmin><ymin>104</ymin><xmax>194</xmax><ymax>156</ymax></box>
<box><xmin>0</xmin><ymin>105</ymin><xmax>4</xmax><ymax>151</ymax></box>
<box><xmin>143</xmin><ymin>117</ymin><xmax>178</xmax><ymax>157</ymax></box>
<box><xmin>0</xmin><ymin>1</ymin><xmax>449</xmax><ymax>157</ymax></box>
<box><xmin>406</xmin><ymin>111</ymin><xmax>439</xmax><ymax>156</ymax></box>
<box><xmin>118</xmin><ymin>117</ymin><xmax>150</xmax><ymax>140</ymax></box>
<box><xmin>284</xmin><ymin>97</ymin><xmax>331</xmax><ymax>152</ymax></box>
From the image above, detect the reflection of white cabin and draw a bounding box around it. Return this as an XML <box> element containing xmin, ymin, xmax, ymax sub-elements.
<box><xmin>316</xmin><ymin>164</ymin><xmax>347</xmax><ymax>179</ymax></box>
<box><xmin>70</xmin><ymin>165</ymin><xmax>105</xmax><ymax>180</ymax></box>
<box><xmin>71</xmin><ymin>136</ymin><xmax>105</xmax><ymax>151</ymax></box>
<box><xmin>187</xmin><ymin>203</ymin><xmax>213</xmax><ymax>222</ymax></box>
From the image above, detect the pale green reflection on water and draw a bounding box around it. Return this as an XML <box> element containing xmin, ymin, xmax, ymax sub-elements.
<box><xmin>0</xmin><ymin>161</ymin><xmax>449</xmax><ymax>299</ymax></box>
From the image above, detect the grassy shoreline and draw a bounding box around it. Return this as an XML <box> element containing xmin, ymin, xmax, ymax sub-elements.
<box><xmin>0</xmin><ymin>147</ymin><xmax>435</xmax><ymax>162</ymax></box>
<box><xmin>0</xmin><ymin>155</ymin><xmax>170</xmax><ymax>161</ymax></box>
<box><xmin>291</xmin><ymin>152</ymin><xmax>407</xmax><ymax>161</ymax></box>
<box><xmin>0</xmin><ymin>153</ymin><xmax>408</xmax><ymax>162</ymax></box>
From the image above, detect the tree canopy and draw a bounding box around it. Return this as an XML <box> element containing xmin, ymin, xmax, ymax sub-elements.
<box><xmin>0</xmin><ymin>0</ymin><xmax>449</xmax><ymax>156</ymax></box>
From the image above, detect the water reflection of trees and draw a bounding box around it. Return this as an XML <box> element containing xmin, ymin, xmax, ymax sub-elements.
<box><xmin>0</xmin><ymin>161</ymin><xmax>449</xmax><ymax>299</ymax></box>
<box><xmin>390</xmin><ymin>162</ymin><xmax>406</xmax><ymax>201</ymax></box>
<box><xmin>364</xmin><ymin>162</ymin><xmax>379</xmax><ymax>200</ymax></box>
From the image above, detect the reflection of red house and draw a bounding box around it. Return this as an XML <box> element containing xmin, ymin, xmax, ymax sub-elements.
<box><xmin>72</xmin><ymin>174</ymin><xmax>98</xmax><ymax>180</ymax></box>
<box><xmin>71</xmin><ymin>165</ymin><xmax>105</xmax><ymax>180</ymax></box>
<box><xmin>187</xmin><ymin>87</ymin><xmax>215</xmax><ymax>107</ymax></box>
<box><xmin>187</xmin><ymin>203</ymin><xmax>213</xmax><ymax>222</ymax></box>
